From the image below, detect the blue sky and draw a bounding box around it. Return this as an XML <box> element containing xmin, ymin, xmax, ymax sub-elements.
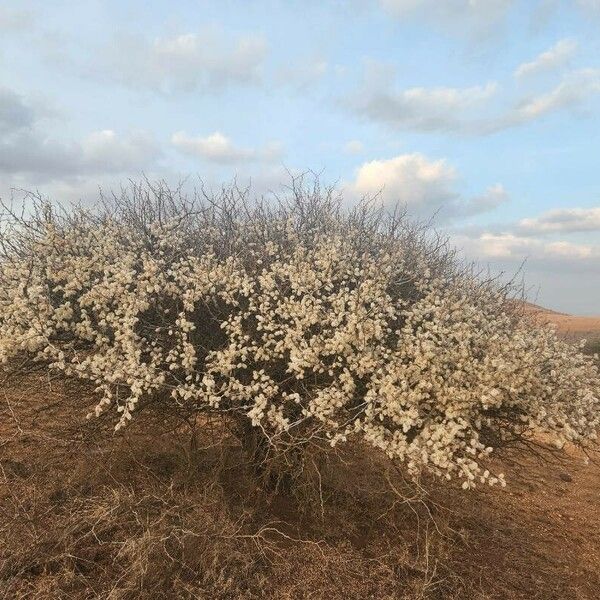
<box><xmin>1</xmin><ymin>0</ymin><xmax>599</xmax><ymax>314</ymax></box>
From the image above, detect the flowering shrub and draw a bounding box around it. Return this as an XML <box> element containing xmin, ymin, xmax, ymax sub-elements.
<box><xmin>0</xmin><ymin>180</ymin><xmax>598</xmax><ymax>488</ymax></box>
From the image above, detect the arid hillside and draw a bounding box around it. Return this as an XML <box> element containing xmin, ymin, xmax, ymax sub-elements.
<box><xmin>523</xmin><ymin>302</ymin><xmax>600</xmax><ymax>348</ymax></box>
<box><xmin>1</xmin><ymin>370</ymin><xmax>600</xmax><ymax>599</ymax></box>
<box><xmin>1</xmin><ymin>305</ymin><xmax>599</xmax><ymax>599</ymax></box>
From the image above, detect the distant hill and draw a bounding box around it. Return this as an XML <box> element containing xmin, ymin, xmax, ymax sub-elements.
<box><xmin>521</xmin><ymin>301</ymin><xmax>600</xmax><ymax>343</ymax></box>
<box><xmin>520</xmin><ymin>301</ymin><xmax>568</xmax><ymax>316</ymax></box>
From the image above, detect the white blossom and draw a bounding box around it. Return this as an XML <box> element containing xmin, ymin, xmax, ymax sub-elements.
<box><xmin>0</xmin><ymin>183</ymin><xmax>597</xmax><ymax>488</ymax></box>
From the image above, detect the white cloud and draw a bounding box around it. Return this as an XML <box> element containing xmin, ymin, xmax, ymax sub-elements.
<box><xmin>0</xmin><ymin>169</ymin><xmax>182</xmax><ymax>208</ymax></box>
<box><xmin>352</xmin><ymin>65</ymin><xmax>600</xmax><ymax>134</ymax></box>
<box><xmin>350</xmin><ymin>153</ymin><xmax>456</xmax><ymax>206</ymax></box>
<box><xmin>347</xmin><ymin>153</ymin><xmax>508</xmax><ymax>219</ymax></box>
<box><xmin>0</xmin><ymin>128</ymin><xmax>160</xmax><ymax>179</ymax></box>
<box><xmin>79</xmin><ymin>130</ymin><xmax>161</xmax><ymax>173</ymax></box>
<box><xmin>544</xmin><ymin>240</ymin><xmax>596</xmax><ymax>258</ymax></box>
<box><xmin>511</xmin><ymin>68</ymin><xmax>600</xmax><ymax>122</ymax></box>
<box><xmin>518</xmin><ymin>206</ymin><xmax>600</xmax><ymax>234</ymax></box>
<box><xmin>171</xmin><ymin>131</ymin><xmax>283</xmax><ymax>164</ymax></box>
<box><xmin>379</xmin><ymin>0</ymin><xmax>514</xmax><ymax>30</ymax></box>
<box><xmin>343</xmin><ymin>140</ymin><xmax>364</xmax><ymax>155</ymax></box>
<box><xmin>454</xmin><ymin>232</ymin><xmax>600</xmax><ymax>261</ymax></box>
<box><xmin>100</xmin><ymin>29</ymin><xmax>268</xmax><ymax>93</ymax></box>
<box><xmin>450</xmin><ymin>224</ymin><xmax>600</xmax><ymax>314</ymax></box>
<box><xmin>457</xmin><ymin>231</ymin><xmax>599</xmax><ymax>262</ymax></box>
<box><xmin>514</xmin><ymin>38</ymin><xmax>578</xmax><ymax>80</ymax></box>
<box><xmin>460</xmin><ymin>183</ymin><xmax>510</xmax><ymax>216</ymax></box>
<box><xmin>0</xmin><ymin>87</ymin><xmax>35</xmax><ymax>133</ymax></box>
<box><xmin>353</xmin><ymin>79</ymin><xmax>498</xmax><ymax>132</ymax></box>
<box><xmin>461</xmin><ymin>232</ymin><xmax>537</xmax><ymax>258</ymax></box>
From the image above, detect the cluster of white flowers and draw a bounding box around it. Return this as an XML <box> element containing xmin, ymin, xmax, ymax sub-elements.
<box><xmin>0</xmin><ymin>184</ymin><xmax>598</xmax><ymax>488</ymax></box>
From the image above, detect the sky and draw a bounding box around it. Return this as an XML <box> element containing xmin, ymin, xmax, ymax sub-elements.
<box><xmin>0</xmin><ymin>0</ymin><xmax>599</xmax><ymax>314</ymax></box>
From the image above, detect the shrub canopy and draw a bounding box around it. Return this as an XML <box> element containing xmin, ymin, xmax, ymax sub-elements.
<box><xmin>0</xmin><ymin>180</ymin><xmax>598</xmax><ymax>488</ymax></box>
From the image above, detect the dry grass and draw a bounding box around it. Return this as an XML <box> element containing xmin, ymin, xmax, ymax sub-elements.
<box><xmin>1</xmin><ymin>369</ymin><xmax>599</xmax><ymax>599</ymax></box>
<box><xmin>523</xmin><ymin>302</ymin><xmax>600</xmax><ymax>347</ymax></box>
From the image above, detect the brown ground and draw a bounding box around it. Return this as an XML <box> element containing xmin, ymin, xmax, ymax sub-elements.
<box><xmin>1</xmin><ymin>313</ymin><xmax>599</xmax><ymax>599</ymax></box>
<box><xmin>523</xmin><ymin>302</ymin><xmax>600</xmax><ymax>346</ymax></box>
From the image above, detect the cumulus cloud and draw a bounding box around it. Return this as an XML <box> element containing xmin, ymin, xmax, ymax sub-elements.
<box><xmin>457</xmin><ymin>68</ymin><xmax>600</xmax><ymax>133</ymax></box>
<box><xmin>0</xmin><ymin>169</ymin><xmax>184</xmax><ymax>208</ymax></box>
<box><xmin>350</xmin><ymin>153</ymin><xmax>456</xmax><ymax>205</ymax></box>
<box><xmin>456</xmin><ymin>231</ymin><xmax>599</xmax><ymax>261</ymax></box>
<box><xmin>352</xmin><ymin>64</ymin><xmax>600</xmax><ymax>134</ymax></box>
<box><xmin>450</xmin><ymin>223</ymin><xmax>600</xmax><ymax>314</ymax></box>
<box><xmin>514</xmin><ymin>38</ymin><xmax>578</xmax><ymax>80</ymax></box>
<box><xmin>452</xmin><ymin>203</ymin><xmax>600</xmax><ymax>268</ymax></box>
<box><xmin>460</xmin><ymin>183</ymin><xmax>510</xmax><ymax>216</ymax></box>
<box><xmin>100</xmin><ymin>29</ymin><xmax>268</xmax><ymax>93</ymax></box>
<box><xmin>518</xmin><ymin>206</ymin><xmax>600</xmax><ymax>234</ymax></box>
<box><xmin>509</xmin><ymin>68</ymin><xmax>600</xmax><ymax>122</ymax></box>
<box><xmin>0</xmin><ymin>128</ymin><xmax>160</xmax><ymax>179</ymax></box>
<box><xmin>347</xmin><ymin>153</ymin><xmax>508</xmax><ymax>219</ymax></box>
<box><xmin>171</xmin><ymin>131</ymin><xmax>283</xmax><ymax>164</ymax></box>
<box><xmin>79</xmin><ymin>130</ymin><xmax>161</xmax><ymax>173</ymax></box>
<box><xmin>352</xmin><ymin>79</ymin><xmax>498</xmax><ymax>132</ymax></box>
<box><xmin>0</xmin><ymin>133</ymin><xmax>76</xmax><ymax>177</ymax></box>
<box><xmin>0</xmin><ymin>85</ymin><xmax>160</xmax><ymax>182</ymax></box>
